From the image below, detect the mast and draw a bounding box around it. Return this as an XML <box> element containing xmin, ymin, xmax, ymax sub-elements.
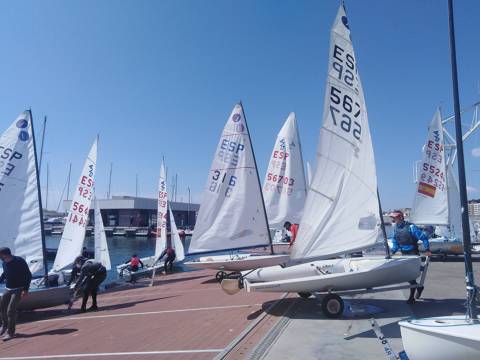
<box><xmin>38</xmin><ymin>116</ymin><xmax>47</xmax><ymax>174</ymax></box>
<box><xmin>66</xmin><ymin>163</ymin><xmax>72</xmax><ymax>201</ymax></box>
<box><xmin>45</xmin><ymin>163</ymin><xmax>49</xmax><ymax>210</ymax></box>
<box><xmin>240</xmin><ymin>102</ymin><xmax>274</xmax><ymax>255</ymax></box>
<box><xmin>447</xmin><ymin>0</ymin><xmax>477</xmax><ymax>320</ymax></box>
<box><xmin>377</xmin><ymin>189</ymin><xmax>390</xmax><ymax>259</ymax></box>
<box><xmin>107</xmin><ymin>162</ymin><xmax>112</xmax><ymax>199</ymax></box>
<box><xmin>29</xmin><ymin>110</ymin><xmax>49</xmax><ymax>283</ymax></box>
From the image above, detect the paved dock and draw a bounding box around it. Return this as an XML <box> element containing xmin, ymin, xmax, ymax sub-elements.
<box><xmin>2</xmin><ymin>255</ymin><xmax>478</xmax><ymax>360</ymax></box>
<box><xmin>252</xmin><ymin>256</ymin><xmax>480</xmax><ymax>360</ymax></box>
<box><xmin>0</xmin><ymin>270</ymin><xmax>287</xmax><ymax>360</ymax></box>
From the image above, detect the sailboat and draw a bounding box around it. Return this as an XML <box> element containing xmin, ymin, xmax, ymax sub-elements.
<box><xmin>0</xmin><ymin>111</ymin><xmax>71</xmax><ymax>310</ymax></box>
<box><xmin>227</xmin><ymin>5</ymin><xmax>423</xmax><ymax>317</ymax></box>
<box><xmin>52</xmin><ymin>138</ymin><xmax>98</xmax><ymax>274</ymax></box>
<box><xmin>184</xmin><ymin>103</ymin><xmax>290</xmax><ymax>277</ymax></box>
<box><xmin>408</xmin><ymin>110</ymin><xmax>473</xmax><ymax>257</ymax></box>
<box><xmin>263</xmin><ymin>113</ymin><xmax>307</xmax><ymax>244</ymax></box>
<box><xmin>399</xmin><ymin>1</ymin><xmax>480</xmax><ymax>357</ymax></box>
<box><xmin>116</xmin><ymin>159</ymin><xmax>184</xmax><ymax>281</ymax></box>
<box><xmin>94</xmin><ymin>196</ymin><xmax>111</xmax><ymax>270</ymax></box>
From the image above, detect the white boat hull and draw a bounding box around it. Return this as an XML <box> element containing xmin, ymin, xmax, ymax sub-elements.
<box><xmin>0</xmin><ymin>285</ymin><xmax>72</xmax><ymax>311</ymax></box>
<box><xmin>184</xmin><ymin>254</ymin><xmax>290</xmax><ymax>272</ymax></box>
<box><xmin>116</xmin><ymin>255</ymin><xmax>164</xmax><ymax>281</ymax></box>
<box><xmin>243</xmin><ymin>256</ymin><xmax>422</xmax><ymax>293</ymax></box>
<box><xmin>400</xmin><ymin>316</ymin><xmax>480</xmax><ymax>360</ymax></box>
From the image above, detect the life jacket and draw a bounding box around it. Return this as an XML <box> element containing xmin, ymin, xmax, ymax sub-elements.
<box><xmin>290</xmin><ymin>224</ymin><xmax>299</xmax><ymax>241</ymax></box>
<box><xmin>395</xmin><ymin>222</ymin><xmax>418</xmax><ymax>249</ymax></box>
<box><xmin>131</xmin><ymin>257</ymin><xmax>140</xmax><ymax>267</ymax></box>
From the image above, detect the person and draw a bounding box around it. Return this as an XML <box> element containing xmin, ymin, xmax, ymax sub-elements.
<box><xmin>68</xmin><ymin>255</ymin><xmax>85</xmax><ymax>286</ymax></box>
<box><xmin>389</xmin><ymin>210</ymin><xmax>432</xmax><ymax>304</ymax></box>
<box><xmin>124</xmin><ymin>254</ymin><xmax>144</xmax><ymax>273</ymax></box>
<box><xmin>157</xmin><ymin>246</ymin><xmax>176</xmax><ymax>273</ymax></box>
<box><xmin>0</xmin><ymin>247</ymin><xmax>32</xmax><ymax>341</ymax></box>
<box><xmin>284</xmin><ymin>221</ymin><xmax>299</xmax><ymax>248</ymax></box>
<box><xmin>72</xmin><ymin>256</ymin><xmax>107</xmax><ymax>313</ymax></box>
<box><xmin>178</xmin><ymin>229</ymin><xmax>186</xmax><ymax>245</ymax></box>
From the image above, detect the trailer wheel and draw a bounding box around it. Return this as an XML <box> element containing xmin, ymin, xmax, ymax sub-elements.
<box><xmin>298</xmin><ymin>292</ymin><xmax>312</xmax><ymax>299</ymax></box>
<box><xmin>216</xmin><ymin>271</ymin><xmax>226</xmax><ymax>282</ymax></box>
<box><xmin>321</xmin><ymin>294</ymin><xmax>344</xmax><ymax>318</ymax></box>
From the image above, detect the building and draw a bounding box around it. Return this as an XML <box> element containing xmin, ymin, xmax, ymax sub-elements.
<box><xmin>468</xmin><ymin>200</ymin><xmax>480</xmax><ymax>217</ymax></box>
<box><xmin>64</xmin><ymin>196</ymin><xmax>199</xmax><ymax>229</ymax></box>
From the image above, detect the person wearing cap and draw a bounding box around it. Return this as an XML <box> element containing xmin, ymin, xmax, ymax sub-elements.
<box><xmin>72</xmin><ymin>256</ymin><xmax>107</xmax><ymax>313</ymax></box>
<box><xmin>389</xmin><ymin>210</ymin><xmax>431</xmax><ymax>304</ymax></box>
<box><xmin>284</xmin><ymin>221</ymin><xmax>299</xmax><ymax>248</ymax></box>
<box><xmin>0</xmin><ymin>247</ymin><xmax>32</xmax><ymax>341</ymax></box>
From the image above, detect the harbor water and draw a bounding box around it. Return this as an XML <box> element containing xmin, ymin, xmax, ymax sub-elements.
<box><xmin>45</xmin><ymin>235</ymin><xmax>194</xmax><ymax>283</ymax></box>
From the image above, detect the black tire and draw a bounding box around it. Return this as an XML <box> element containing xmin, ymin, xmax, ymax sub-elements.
<box><xmin>321</xmin><ymin>294</ymin><xmax>344</xmax><ymax>318</ymax></box>
<box><xmin>298</xmin><ymin>292</ymin><xmax>312</xmax><ymax>299</ymax></box>
<box><xmin>215</xmin><ymin>271</ymin><xmax>226</xmax><ymax>282</ymax></box>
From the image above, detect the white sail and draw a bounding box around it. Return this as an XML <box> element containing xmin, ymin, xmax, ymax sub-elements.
<box><xmin>94</xmin><ymin>197</ymin><xmax>111</xmax><ymax>270</ymax></box>
<box><xmin>169</xmin><ymin>207</ymin><xmax>185</xmax><ymax>261</ymax></box>
<box><xmin>291</xmin><ymin>5</ymin><xmax>380</xmax><ymax>260</ymax></box>
<box><xmin>263</xmin><ymin>112</ymin><xmax>307</xmax><ymax>228</ymax></box>
<box><xmin>52</xmin><ymin>138</ymin><xmax>98</xmax><ymax>271</ymax></box>
<box><xmin>306</xmin><ymin>161</ymin><xmax>313</xmax><ymax>187</ymax></box>
<box><xmin>155</xmin><ymin>160</ymin><xmax>168</xmax><ymax>257</ymax></box>
<box><xmin>437</xmin><ymin>166</ymin><xmax>476</xmax><ymax>241</ymax></box>
<box><xmin>0</xmin><ymin>111</ymin><xmax>44</xmax><ymax>274</ymax></box>
<box><xmin>188</xmin><ymin>103</ymin><xmax>270</xmax><ymax>254</ymax></box>
<box><xmin>410</xmin><ymin>110</ymin><xmax>448</xmax><ymax>225</ymax></box>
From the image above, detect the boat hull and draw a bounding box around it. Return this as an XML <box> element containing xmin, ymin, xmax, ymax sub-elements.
<box><xmin>184</xmin><ymin>254</ymin><xmax>290</xmax><ymax>272</ymax></box>
<box><xmin>116</xmin><ymin>255</ymin><xmax>164</xmax><ymax>281</ymax></box>
<box><xmin>244</xmin><ymin>256</ymin><xmax>422</xmax><ymax>293</ymax></box>
<box><xmin>0</xmin><ymin>285</ymin><xmax>72</xmax><ymax>311</ymax></box>
<box><xmin>399</xmin><ymin>316</ymin><xmax>480</xmax><ymax>360</ymax></box>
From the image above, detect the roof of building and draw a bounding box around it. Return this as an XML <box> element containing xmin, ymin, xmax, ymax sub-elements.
<box><xmin>63</xmin><ymin>196</ymin><xmax>199</xmax><ymax>211</ymax></box>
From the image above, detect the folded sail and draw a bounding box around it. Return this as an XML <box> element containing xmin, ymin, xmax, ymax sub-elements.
<box><xmin>291</xmin><ymin>5</ymin><xmax>380</xmax><ymax>260</ymax></box>
<box><xmin>53</xmin><ymin>138</ymin><xmax>97</xmax><ymax>271</ymax></box>
<box><xmin>410</xmin><ymin>110</ymin><xmax>448</xmax><ymax>225</ymax></box>
<box><xmin>188</xmin><ymin>103</ymin><xmax>270</xmax><ymax>254</ymax></box>
<box><xmin>94</xmin><ymin>197</ymin><xmax>111</xmax><ymax>270</ymax></box>
<box><xmin>263</xmin><ymin>112</ymin><xmax>307</xmax><ymax>228</ymax></box>
<box><xmin>0</xmin><ymin>111</ymin><xmax>44</xmax><ymax>274</ymax></box>
<box><xmin>169</xmin><ymin>206</ymin><xmax>185</xmax><ymax>261</ymax></box>
<box><xmin>155</xmin><ymin>160</ymin><xmax>168</xmax><ymax>257</ymax></box>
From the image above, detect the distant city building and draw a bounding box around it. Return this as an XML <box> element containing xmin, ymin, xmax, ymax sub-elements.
<box><xmin>468</xmin><ymin>200</ymin><xmax>480</xmax><ymax>217</ymax></box>
<box><xmin>63</xmin><ymin>196</ymin><xmax>199</xmax><ymax>229</ymax></box>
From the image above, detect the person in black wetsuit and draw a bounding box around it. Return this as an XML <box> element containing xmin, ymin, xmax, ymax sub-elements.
<box><xmin>72</xmin><ymin>256</ymin><xmax>107</xmax><ymax>313</ymax></box>
<box><xmin>157</xmin><ymin>247</ymin><xmax>176</xmax><ymax>273</ymax></box>
<box><xmin>390</xmin><ymin>210</ymin><xmax>432</xmax><ymax>304</ymax></box>
<box><xmin>0</xmin><ymin>247</ymin><xmax>32</xmax><ymax>341</ymax></box>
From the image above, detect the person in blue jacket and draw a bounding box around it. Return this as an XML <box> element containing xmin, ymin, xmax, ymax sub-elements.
<box><xmin>390</xmin><ymin>210</ymin><xmax>432</xmax><ymax>304</ymax></box>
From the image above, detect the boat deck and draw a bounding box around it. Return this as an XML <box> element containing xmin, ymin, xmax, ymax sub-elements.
<box><xmin>0</xmin><ymin>269</ymin><xmax>288</xmax><ymax>360</ymax></box>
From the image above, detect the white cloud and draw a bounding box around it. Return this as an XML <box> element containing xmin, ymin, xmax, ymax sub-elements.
<box><xmin>472</xmin><ymin>147</ymin><xmax>480</xmax><ymax>157</ymax></box>
<box><xmin>467</xmin><ymin>186</ymin><xmax>478</xmax><ymax>194</ymax></box>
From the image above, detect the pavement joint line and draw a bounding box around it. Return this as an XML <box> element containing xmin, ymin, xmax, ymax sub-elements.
<box><xmin>213</xmin><ymin>293</ymin><xmax>289</xmax><ymax>360</ymax></box>
<box><xmin>37</xmin><ymin>303</ymin><xmax>264</xmax><ymax>322</ymax></box>
<box><xmin>0</xmin><ymin>349</ymin><xmax>224</xmax><ymax>360</ymax></box>
<box><xmin>100</xmin><ymin>287</ymin><xmax>214</xmax><ymax>301</ymax></box>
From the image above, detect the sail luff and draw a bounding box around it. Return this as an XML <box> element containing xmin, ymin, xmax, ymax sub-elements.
<box><xmin>52</xmin><ymin>138</ymin><xmax>98</xmax><ymax>271</ymax></box>
<box><xmin>240</xmin><ymin>103</ymin><xmax>274</xmax><ymax>254</ymax></box>
<box><xmin>187</xmin><ymin>103</ymin><xmax>270</xmax><ymax>254</ymax></box>
<box><xmin>410</xmin><ymin>109</ymin><xmax>449</xmax><ymax>226</ymax></box>
<box><xmin>291</xmin><ymin>4</ymin><xmax>380</xmax><ymax>260</ymax></box>
<box><xmin>29</xmin><ymin>110</ymin><xmax>49</xmax><ymax>279</ymax></box>
<box><xmin>155</xmin><ymin>159</ymin><xmax>168</xmax><ymax>257</ymax></box>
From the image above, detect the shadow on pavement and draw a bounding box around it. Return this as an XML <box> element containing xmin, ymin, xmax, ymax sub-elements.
<box><xmin>16</xmin><ymin>328</ymin><xmax>78</xmax><ymax>338</ymax></box>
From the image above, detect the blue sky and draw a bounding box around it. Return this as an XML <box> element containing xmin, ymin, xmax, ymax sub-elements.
<box><xmin>1</xmin><ymin>0</ymin><xmax>480</xmax><ymax>210</ymax></box>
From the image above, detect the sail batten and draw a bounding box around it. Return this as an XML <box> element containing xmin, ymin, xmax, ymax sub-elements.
<box><xmin>291</xmin><ymin>5</ymin><xmax>380</xmax><ymax>260</ymax></box>
<box><xmin>263</xmin><ymin>113</ymin><xmax>307</xmax><ymax>228</ymax></box>
<box><xmin>188</xmin><ymin>103</ymin><xmax>269</xmax><ymax>254</ymax></box>
<box><xmin>52</xmin><ymin>139</ymin><xmax>97</xmax><ymax>271</ymax></box>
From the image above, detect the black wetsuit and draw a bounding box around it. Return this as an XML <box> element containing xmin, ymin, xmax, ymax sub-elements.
<box><xmin>75</xmin><ymin>261</ymin><xmax>107</xmax><ymax>311</ymax></box>
<box><xmin>158</xmin><ymin>248</ymin><xmax>176</xmax><ymax>273</ymax></box>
